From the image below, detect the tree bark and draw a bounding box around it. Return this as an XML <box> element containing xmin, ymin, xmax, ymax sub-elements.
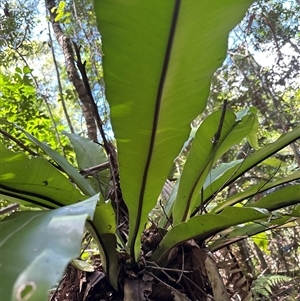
<box><xmin>45</xmin><ymin>0</ymin><xmax>98</xmax><ymax>141</ymax></box>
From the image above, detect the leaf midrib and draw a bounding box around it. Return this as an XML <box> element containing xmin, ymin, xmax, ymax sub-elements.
<box><xmin>198</xmin><ymin>127</ymin><xmax>300</xmax><ymax>213</ymax></box>
<box><xmin>181</xmin><ymin>119</ymin><xmax>239</xmax><ymax>222</ymax></box>
<box><xmin>130</xmin><ymin>0</ymin><xmax>182</xmax><ymax>261</ymax></box>
<box><xmin>0</xmin><ymin>183</ymin><xmax>64</xmax><ymax>208</ymax></box>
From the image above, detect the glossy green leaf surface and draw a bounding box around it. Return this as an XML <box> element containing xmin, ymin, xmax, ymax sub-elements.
<box><xmin>246</xmin><ymin>185</ymin><xmax>300</xmax><ymax>211</ymax></box>
<box><xmin>203</xmin><ymin>160</ymin><xmax>243</xmax><ymax>193</ymax></box>
<box><xmin>291</xmin><ymin>204</ymin><xmax>300</xmax><ymax>217</ymax></box>
<box><xmin>22</xmin><ymin>130</ymin><xmax>96</xmax><ymax>196</ymax></box>
<box><xmin>210</xmin><ymin>197</ymin><xmax>300</xmax><ymax>251</ymax></box>
<box><xmin>86</xmin><ymin>226</ymin><xmax>119</xmax><ymax>290</ymax></box>
<box><xmin>209</xmin><ymin>222</ymin><xmax>271</xmax><ymax>252</ymax></box>
<box><xmin>212</xmin><ymin>171</ymin><xmax>300</xmax><ymax>213</ymax></box>
<box><xmin>63</xmin><ymin>132</ymin><xmax>110</xmax><ymax>195</ymax></box>
<box><xmin>86</xmin><ymin>195</ymin><xmax>118</xmax><ymax>290</ymax></box>
<box><xmin>63</xmin><ymin>132</ymin><xmax>108</xmax><ymax>170</ymax></box>
<box><xmin>239</xmin><ymin>106</ymin><xmax>260</xmax><ymax>149</ymax></box>
<box><xmin>151</xmin><ymin>207</ymin><xmax>269</xmax><ymax>266</ymax></box>
<box><xmin>92</xmin><ymin>196</ymin><xmax>116</xmax><ymax>235</ymax></box>
<box><xmin>157</xmin><ymin>159</ymin><xmax>242</xmax><ymax>227</ymax></box>
<box><xmin>0</xmin><ymin>197</ymin><xmax>97</xmax><ymax>301</ymax></box>
<box><xmin>201</xmin><ymin>126</ymin><xmax>300</xmax><ymax>209</ymax></box>
<box><xmin>95</xmin><ymin>0</ymin><xmax>254</xmax><ymax>261</ymax></box>
<box><xmin>0</xmin><ymin>144</ymin><xmax>86</xmax><ymax>208</ymax></box>
<box><xmin>172</xmin><ymin>109</ymin><xmax>255</xmax><ymax>224</ymax></box>
<box><xmin>210</xmin><ymin>214</ymin><xmax>300</xmax><ymax>251</ymax></box>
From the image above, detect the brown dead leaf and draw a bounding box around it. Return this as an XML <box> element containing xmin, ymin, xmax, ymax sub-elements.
<box><xmin>205</xmin><ymin>254</ymin><xmax>230</xmax><ymax>301</ymax></box>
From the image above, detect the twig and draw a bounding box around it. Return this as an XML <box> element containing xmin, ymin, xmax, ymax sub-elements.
<box><xmin>245</xmin><ymin>162</ymin><xmax>282</xmax><ymax>205</ymax></box>
<box><xmin>72</xmin><ymin>0</ymin><xmax>110</xmax><ymax>126</ymax></box>
<box><xmin>144</xmin><ymin>261</ymin><xmax>192</xmax><ymax>274</ymax></box>
<box><xmin>0</xmin><ymin>128</ymin><xmax>37</xmax><ymax>156</ymax></box>
<box><xmin>144</xmin><ymin>261</ymin><xmax>177</xmax><ymax>282</ymax></box>
<box><xmin>73</xmin><ymin>42</ymin><xmax>121</xmax><ymax>209</ymax></box>
<box><xmin>146</xmin><ymin>271</ymin><xmax>184</xmax><ymax>295</ymax></box>
<box><xmin>79</xmin><ymin>162</ymin><xmax>110</xmax><ymax>176</ymax></box>
<box><xmin>182</xmin><ymin>276</ymin><xmax>197</xmax><ymax>301</ymax></box>
<box><xmin>191</xmin><ymin>148</ymin><xmax>250</xmax><ymax>217</ymax></box>
<box><xmin>260</xmin><ymin>12</ymin><xmax>282</xmax><ymax>58</ymax></box>
<box><xmin>72</xmin><ymin>42</ymin><xmax>109</xmax><ymax>150</ymax></box>
<box><xmin>79</xmin><ymin>233</ymin><xmax>92</xmax><ymax>257</ymax></box>
<box><xmin>15</xmin><ymin>25</ymin><xmax>29</xmax><ymax>50</ymax></box>
<box><xmin>182</xmin><ymin>274</ymin><xmax>214</xmax><ymax>300</ymax></box>
<box><xmin>159</xmin><ymin>199</ymin><xmax>173</xmax><ymax>228</ymax></box>
<box><xmin>49</xmin><ymin>274</ymin><xmax>66</xmax><ymax>301</ymax></box>
<box><xmin>177</xmin><ymin>246</ymin><xmax>185</xmax><ymax>283</ymax></box>
<box><xmin>47</xmin><ymin>21</ymin><xmax>74</xmax><ymax>134</ymax></box>
<box><xmin>0</xmin><ymin>203</ymin><xmax>19</xmax><ymax>215</ymax></box>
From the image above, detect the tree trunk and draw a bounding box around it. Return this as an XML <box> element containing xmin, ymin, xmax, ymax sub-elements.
<box><xmin>46</xmin><ymin>0</ymin><xmax>98</xmax><ymax>141</ymax></box>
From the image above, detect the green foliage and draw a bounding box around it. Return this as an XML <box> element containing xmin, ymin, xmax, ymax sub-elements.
<box><xmin>0</xmin><ymin>138</ymin><xmax>119</xmax><ymax>295</ymax></box>
<box><xmin>51</xmin><ymin>1</ymin><xmax>71</xmax><ymax>23</ymax></box>
<box><xmin>0</xmin><ymin>197</ymin><xmax>97</xmax><ymax>301</ymax></box>
<box><xmin>0</xmin><ymin>69</ymin><xmax>48</xmax><ymax>135</ymax></box>
<box><xmin>204</xmin><ymin>127</ymin><xmax>300</xmax><ymax>212</ymax></box>
<box><xmin>0</xmin><ymin>69</ymin><xmax>70</xmax><ymax>155</ymax></box>
<box><xmin>63</xmin><ymin>131</ymin><xmax>110</xmax><ymax>195</ymax></box>
<box><xmin>247</xmin><ymin>184</ymin><xmax>300</xmax><ymax>211</ymax></box>
<box><xmin>172</xmin><ymin>108</ymin><xmax>256</xmax><ymax>224</ymax></box>
<box><xmin>252</xmin><ymin>274</ymin><xmax>293</xmax><ymax>300</ymax></box>
<box><xmin>209</xmin><ymin>0</ymin><xmax>300</xmax><ymax>154</ymax></box>
<box><xmin>21</xmin><ymin>130</ymin><xmax>96</xmax><ymax>196</ymax></box>
<box><xmin>212</xmin><ymin>170</ymin><xmax>300</xmax><ymax>213</ymax></box>
<box><xmin>1</xmin><ymin>0</ymin><xmax>300</xmax><ymax>300</ymax></box>
<box><xmin>151</xmin><ymin>207</ymin><xmax>269</xmax><ymax>266</ymax></box>
<box><xmin>252</xmin><ymin>232</ymin><xmax>270</xmax><ymax>254</ymax></box>
<box><xmin>95</xmin><ymin>0</ymin><xmax>255</xmax><ymax>262</ymax></box>
<box><xmin>0</xmin><ymin>0</ymin><xmax>40</xmax><ymax>64</ymax></box>
<box><xmin>0</xmin><ymin>143</ymin><xmax>86</xmax><ymax>208</ymax></box>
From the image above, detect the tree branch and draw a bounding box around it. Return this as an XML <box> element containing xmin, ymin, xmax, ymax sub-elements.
<box><xmin>47</xmin><ymin>21</ymin><xmax>74</xmax><ymax>134</ymax></box>
<box><xmin>0</xmin><ymin>128</ymin><xmax>38</xmax><ymax>156</ymax></box>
